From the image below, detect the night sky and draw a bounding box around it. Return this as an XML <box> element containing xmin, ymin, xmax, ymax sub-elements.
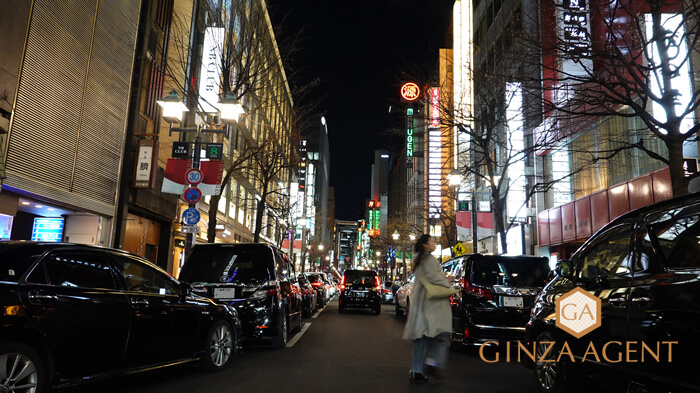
<box><xmin>267</xmin><ymin>1</ymin><xmax>454</xmax><ymax>220</ymax></box>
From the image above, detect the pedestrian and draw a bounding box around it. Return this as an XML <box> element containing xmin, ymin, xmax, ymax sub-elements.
<box><xmin>402</xmin><ymin>234</ymin><xmax>453</xmax><ymax>383</ymax></box>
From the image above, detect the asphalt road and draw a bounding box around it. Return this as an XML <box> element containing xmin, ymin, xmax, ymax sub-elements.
<box><xmin>65</xmin><ymin>298</ymin><xmax>539</xmax><ymax>393</ymax></box>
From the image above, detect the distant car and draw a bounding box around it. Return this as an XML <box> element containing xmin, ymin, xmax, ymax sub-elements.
<box><xmin>338</xmin><ymin>269</ymin><xmax>381</xmax><ymax>314</ymax></box>
<box><xmin>394</xmin><ymin>274</ymin><xmax>415</xmax><ymax>317</ymax></box>
<box><xmin>528</xmin><ymin>192</ymin><xmax>700</xmax><ymax>393</ymax></box>
<box><xmin>297</xmin><ymin>273</ymin><xmax>318</xmax><ymax>318</ymax></box>
<box><xmin>0</xmin><ymin>241</ymin><xmax>241</xmax><ymax>392</ymax></box>
<box><xmin>305</xmin><ymin>272</ymin><xmax>331</xmax><ymax>306</ymax></box>
<box><xmin>443</xmin><ymin>254</ymin><xmax>550</xmax><ymax>348</ymax></box>
<box><xmin>178</xmin><ymin>243</ymin><xmax>303</xmax><ymax>348</ymax></box>
<box><xmin>381</xmin><ymin>281</ymin><xmax>394</xmax><ymax>303</ymax></box>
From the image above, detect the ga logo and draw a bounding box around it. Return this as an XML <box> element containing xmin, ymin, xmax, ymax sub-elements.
<box><xmin>555</xmin><ymin>287</ymin><xmax>601</xmax><ymax>338</ymax></box>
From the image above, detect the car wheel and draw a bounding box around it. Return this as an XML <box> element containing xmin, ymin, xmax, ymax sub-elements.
<box><xmin>395</xmin><ymin>302</ymin><xmax>404</xmax><ymax>317</ymax></box>
<box><xmin>338</xmin><ymin>304</ymin><xmax>345</xmax><ymax>313</ymax></box>
<box><xmin>271</xmin><ymin>313</ymin><xmax>288</xmax><ymax>349</ymax></box>
<box><xmin>449</xmin><ymin>333</ymin><xmax>463</xmax><ymax>352</ymax></box>
<box><xmin>200</xmin><ymin>320</ymin><xmax>234</xmax><ymax>371</ymax></box>
<box><xmin>293</xmin><ymin>312</ymin><xmax>302</xmax><ymax>333</ymax></box>
<box><xmin>374</xmin><ymin>304</ymin><xmax>381</xmax><ymax>315</ymax></box>
<box><xmin>534</xmin><ymin>331</ymin><xmax>566</xmax><ymax>393</ymax></box>
<box><xmin>0</xmin><ymin>342</ymin><xmax>47</xmax><ymax>393</ymax></box>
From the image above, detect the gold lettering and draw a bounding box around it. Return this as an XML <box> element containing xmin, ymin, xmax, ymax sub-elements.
<box><xmin>557</xmin><ymin>342</ymin><xmax>576</xmax><ymax>362</ymax></box>
<box><xmin>625</xmin><ymin>341</ymin><xmax>638</xmax><ymax>362</ymax></box>
<box><xmin>480</xmin><ymin>341</ymin><xmax>499</xmax><ymax>363</ymax></box>
<box><xmin>602</xmin><ymin>341</ymin><xmax>622</xmax><ymax>363</ymax></box>
<box><xmin>506</xmin><ymin>341</ymin><xmax>511</xmax><ymax>362</ymax></box>
<box><xmin>538</xmin><ymin>341</ymin><xmax>555</xmax><ymax>363</ymax></box>
<box><xmin>582</xmin><ymin>341</ymin><xmax>600</xmax><ymax>362</ymax></box>
<box><xmin>662</xmin><ymin>341</ymin><xmax>678</xmax><ymax>362</ymax></box>
<box><xmin>517</xmin><ymin>341</ymin><xmax>537</xmax><ymax>363</ymax></box>
<box><xmin>641</xmin><ymin>342</ymin><xmax>659</xmax><ymax>362</ymax></box>
<box><xmin>562</xmin><ymin>303</ymin><xmax>578</xmax><ymax>320</ymax></box>
<box><xmin>579</xmin><ymin>304</ymin><xmax>595</xmax><ymax>321</ymax></box>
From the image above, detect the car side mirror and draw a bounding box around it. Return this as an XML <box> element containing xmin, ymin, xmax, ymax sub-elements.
<box><xmin>179</xmin><ymin>282</ymin><xmax>193</xmax><ymax>299</ymax></box>
<box><xmin>555</xmin><ymin>260</ymin><xmax>574</xmax><ymax>278</ymax></box>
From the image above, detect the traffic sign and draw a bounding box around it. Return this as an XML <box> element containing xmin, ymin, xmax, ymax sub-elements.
<box><xmin>185</xmin><ymin>168</ymin><xmax>203</xmax><ymax>185</ymax></box>
<box><xmin>183</xmin><ymin>187</ymin><xmax>202</xmax><ymax>204</ymax></box>
<box><xmin>182</xmin><ymin>208</ymin><xmax>201</xmax><ymax>225</ymax></box>
<box><xmin>453</xmin><ymin>242</ymin><xmax>466</xmax><ymax>256</ymax></box>
<box><xmin>181</xmin><ymin>225</ymin><xmax>200</xmax><ymax>234</ymax></box>
<box><xmin>205</xmin><ymin>143</ymin><xmax>223</xmax><ymax>160</ymax></box>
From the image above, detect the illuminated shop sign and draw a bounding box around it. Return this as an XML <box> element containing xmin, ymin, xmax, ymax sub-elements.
<box><xmin>428</xmin><ymin>127</ymin><xmax>442</xmax><ymax>218</ymax></box>
<box><xmin>429</xmin><ymin>88</ymin><xmax>440</xmax><ymax>128</ymax></box>
<box><xmin>560</xmin><ymin>0</ymin><xmax>592</xmax><ymax>77</ymax></box>
<box><xmin>406</xmin><ymin>108</ymin><xmax>414</xmax><ymax>159</ymax></box>
<box><xmin>31</xmin><ymin>218</ymin><xmax>64</xmax><ymax>242</ymax></box>
<box><xmin>400</xmin><ymin>82</ymin><xmax>420</xmax><ymax>101</ymax></box>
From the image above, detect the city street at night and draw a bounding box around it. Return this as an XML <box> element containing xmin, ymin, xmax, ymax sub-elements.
<box><xmin>65</xmin><ymin>300</ymin><xmax>536</xmax><ymax>393</ymax></box>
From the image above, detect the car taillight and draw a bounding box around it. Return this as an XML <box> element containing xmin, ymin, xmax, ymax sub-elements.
<box><xmin>464</xmin><ymin>326</ymin><xmax>470</xmax><ymax>338</ymax></box>
<box><xmin>464</xmin><ymin>278</ymin><xmax>493</xmax><ymax>300</ymax></box>
<box><xmin>267</xmin><ymin>288</ymin><xmax>278</xmax><ymax>296</ymax></box>
<box><xmin>311</xmin><ymin>282</ymin><xmax>321</xmax><ymax>287</ymax></box>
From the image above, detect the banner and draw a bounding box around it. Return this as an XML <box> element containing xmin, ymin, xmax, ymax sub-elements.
<box><xmin>199</xmin><ymin>160</ymin><xmax>225</xmax><ymax>195</ymax></box>
<box><xmin>162</xmin><ymin>159</ymin><xmax>191</xmax><ymax>194</ymax></box>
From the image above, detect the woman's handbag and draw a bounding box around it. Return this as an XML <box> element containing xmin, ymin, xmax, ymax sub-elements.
<box><xmin>419</xmin><ymin>275</ymin><xmax>458</xmax><ymax>299</ymax></box>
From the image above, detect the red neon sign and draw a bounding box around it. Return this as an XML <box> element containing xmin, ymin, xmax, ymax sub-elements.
<box><xmin>400</xmin><ymin>82</ymin><xmax>420</xmax><ymax>101</ymax></box>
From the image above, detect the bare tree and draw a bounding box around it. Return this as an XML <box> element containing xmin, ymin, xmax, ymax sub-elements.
<box><xmin>515</xmin><ymin>0</ymin><xmax>700</xmax><ymax>196</ymax></box>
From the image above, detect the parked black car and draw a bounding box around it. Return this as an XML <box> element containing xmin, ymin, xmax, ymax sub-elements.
<box><xmin>0</xmin><ymin>241</ymin><xmax>241</xmax><ymax>393</ymax></box>
<box><xmin>443</xmin><ymin>254</ymin><xmax>550</xmax><ymax>348</ymax></box>
<box><xmin>527</xmin><ymin>193</ymin><xmax>700</xmax><ymax>393</ymax></box>
<box><xmin>178</xmin><ymin>243</ymin><xmax>303</xmax><ymax>348</ymax></box>
<box><xmin>338</xmin><ymin>269</ymin><xmax>381</xmax><ymax>314</ymax></box>
<box><xmin>297</xmin><ymin>273</ymin><xmax>318</xmax><ymax>317</ymax></box>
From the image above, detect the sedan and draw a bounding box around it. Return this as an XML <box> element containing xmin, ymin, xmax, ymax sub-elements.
<box><xmin>0</xmin><ymin>241</ymin><xmax>241</xmax><ymax>393</ymax></box>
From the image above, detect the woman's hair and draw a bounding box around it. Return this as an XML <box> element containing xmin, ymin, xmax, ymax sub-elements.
<box><xmin>412</xmin><ymin>234</ymin><xmax>432</xmax><ymax>270</ymax></box>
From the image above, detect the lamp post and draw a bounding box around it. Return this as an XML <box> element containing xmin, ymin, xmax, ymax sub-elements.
<box><xmin>392</xmin><ymin>230</ymin><xmax>399</xmax><ymax>282</ymax></box>
<box><xmin>157</xmin><ymin>90</ymin><xmax>244</xmax><ymax>257</ymax></box>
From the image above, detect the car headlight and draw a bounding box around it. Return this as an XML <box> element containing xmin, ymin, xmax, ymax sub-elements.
<box><xmin>250</xmin><ymin>289</ymin><xmax>268</xmax><ymax>300</ymax></box>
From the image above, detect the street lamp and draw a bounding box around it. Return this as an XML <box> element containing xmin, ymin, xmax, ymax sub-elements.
<box><xmin>449</xmin><ymin>169</ymin><xmax>462</xmax><ymax>188</ymax></box>
<box><xmin>392</xmin><ymin>230</ymin><xmax>399</xmax><ymax>241</ymax></box>
<box><xmin>391</xmin><ymin>231</ymin><xmax>400</xmax><ymax>281</ymax></box>
<box><xmin>157</xmin><ymin>90</ymin><xmax>244</xmax><ymax>256</ymax></box>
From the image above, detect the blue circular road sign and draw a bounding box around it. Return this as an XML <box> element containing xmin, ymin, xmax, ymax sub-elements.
<box><xmin>182</xmin><ymin>208</ymin><xmax>201</xmax><ymax>225</ymax></box>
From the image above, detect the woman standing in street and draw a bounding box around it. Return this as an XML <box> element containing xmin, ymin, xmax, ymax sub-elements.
<box><xmin>402</xmin><ymin>234</ymin><xmax>453</xmax><ymax>383</ymax></box>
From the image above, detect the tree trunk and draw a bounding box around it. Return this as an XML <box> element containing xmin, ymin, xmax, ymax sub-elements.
<box><xmin>491</xmin><ymin>189</ymin><xmax>508</xmax><ymax>254</ymax></box>
<box><xmin>207</xmin><ymin>194</ymin><xmax>221</xmax><ymax>243</ymax></box>
<box><xmin>253</xmin><ymin>180</ymin><xmax>269</xmax><ymax>243</ymax></box>
<box><xmin>666</xmin><ymin>138</ymin><xmax>690</xmax><ymax>197</ymax></box>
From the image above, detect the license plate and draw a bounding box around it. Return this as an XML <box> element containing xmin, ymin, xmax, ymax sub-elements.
<box><xmin>353</xmin><ymin>291</ymin><xmax>366</xmax><ymax>298</ymax></box>
<box><xmin>503</xmin><ymin>296</ymin><xmax>523</xmax><ymax>308</ymax></box>
<box><xmin>214</xmin><ymin>287</ymin><xmax>237</xmax><ymax>300</ymax></box>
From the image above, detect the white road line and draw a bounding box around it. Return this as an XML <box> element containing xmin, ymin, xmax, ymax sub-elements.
<box><xmin>311</xmin><ymin>305</ymin><xmax>325</xmax><ymax>319</ymax></box>
<box><xmin>286</xmin><ymin>322</ymin><xmax>311</xmax><ymax>347</ymax></box>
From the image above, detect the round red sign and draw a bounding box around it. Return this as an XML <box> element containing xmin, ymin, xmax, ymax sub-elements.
<box><xmin>400</xmin><ymin>82</ymin><xmax>420</xmax><ymax>101</ymax></box>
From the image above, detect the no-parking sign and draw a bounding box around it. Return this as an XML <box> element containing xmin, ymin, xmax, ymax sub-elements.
<box><xmin>183</xmin><ymin>187</ymin><xmax>202</xmax><ymax>204</ymax></box>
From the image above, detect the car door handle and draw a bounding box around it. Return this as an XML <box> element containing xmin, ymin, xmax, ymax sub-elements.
<box><xmin>608</xmin><ymin>297</ymin><xmax>627</xmax><ymax>307</ymax></box>
<box><xmin>28</xmin><ymin>291</ymin><xmax>58</xmax><ymax>304</ymax></box>
<box><xmin>631</xmin><ymin>296</ymin><xmax>652</xmax><ymax>306</ymax></box>
<box><xmin>131</xmin><ymin>298</ymin><xmax>149</xmax><ymax>307</ymax></box>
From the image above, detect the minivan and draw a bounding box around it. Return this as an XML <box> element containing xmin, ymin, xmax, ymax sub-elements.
<box><xmin>178</xmin><ymin>243</ymin><xmax>302</xmax><ymax>348</ymax></box>
<box><xmin>443</xmin><ymin>254</ymin><xmax>550</xmax><ymax>348</ymax></box>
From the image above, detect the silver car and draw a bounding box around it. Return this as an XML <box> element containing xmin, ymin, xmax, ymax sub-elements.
<box><xmin>394</xmin><ymin>274</ymin><xmax>415</xmax><ymax>316</ymax></box>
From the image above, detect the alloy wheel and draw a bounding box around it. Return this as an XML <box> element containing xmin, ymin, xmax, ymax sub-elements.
<box><xmin>209</xmin><ymin>324</ymin><xmax>233</xmax><ymax>367</ymax></box>
<box><xmin>0</xmin><ymin>352</ymin><xmax>39</xmax><ymax>393</ymax></box>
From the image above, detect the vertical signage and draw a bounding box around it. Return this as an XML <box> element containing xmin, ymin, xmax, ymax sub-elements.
<box><xmin>429</xmin><ymin>88</ymin><xmax>440</xmax><ymax>128</ymax></box>
<box><xmin>134</xmin><ymin>139</ymin><xmax>158</xmax><ymax>189</ymax></box>
<box><xmin>406</xmin><ymin>108</ymin><xmax>414</xmax><ymax>165</ymax></box>
<box><xmin>199</xmin><ymin>27</ymin><xmax>224</xmax><ymax>113</ymax></box>
<box><xmin>560</xmin><ymin>0</ymin><xmax>592</xmax><ymax>78</ymax></box>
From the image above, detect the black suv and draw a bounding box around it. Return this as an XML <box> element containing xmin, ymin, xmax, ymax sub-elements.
<box><xmin>0</xmin><ymin>241</ymin><xmax>241</xmax><ymax>392</ymax></box>
<box><xmin>178</xmin><ymin>243</ymin><xmax>303</xmax><ymax>348</ymax></box>
<box><xmin>527</xmin><ymin>192</ymin><xmax>700</xmax><ymax>393</ymax></box>
<box><xmin>338</xmin><ymin>269</ymin><xmax>381</xmax><ymax>314</ymax></box>
<box><xmin>443</xmin><ymin>254</ymin><xmax>550</xmax><ymax>348</ymax></box>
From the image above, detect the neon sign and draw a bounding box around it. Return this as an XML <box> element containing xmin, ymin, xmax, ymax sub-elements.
<box><xmin>429</xmin><ymin>87</ymin><xmax>440</xmax><ymax>128</ymax></box>
<box><xmin>406</xmin><ymin>108</ymin><xmax>414</xmax><ymax>158</ymax></box>
<box><xmin>400</xmin><ymin>82</ymin><xmax>420</xmax><ymax>101</ymax></box>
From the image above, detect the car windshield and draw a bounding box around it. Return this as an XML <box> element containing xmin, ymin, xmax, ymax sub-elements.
<box><xmin>471</xmin><ymin>257</ymin><xmax>550</xmax><ymax>287</ymax></box>
<box><xmin>179</xmin><ymin>246</ymin><xmax>274</xmax><ymax>284</ymax></box>
<box><xmin>306</xmin><ymin>274</ymin><xmax>323</xmax><ymax>284</ymax></box>
<box><xmin>0</xmin><ymin>243</ymin><xmax>53</xmax><ymax>283</ymax></box>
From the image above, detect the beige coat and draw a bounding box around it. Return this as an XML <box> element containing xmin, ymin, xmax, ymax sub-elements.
<box><xmin>402</xmin><ymin>252</ymin><xmax>453</xmax><ymax>341</ymax></box>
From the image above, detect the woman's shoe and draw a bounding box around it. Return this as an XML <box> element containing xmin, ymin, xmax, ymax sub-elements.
<box><xmin>424</xmin><ymin>364</ymin><xmax>447</xmax><ymax>379</ymax></box>
<box><xmin>409</xmin><ymin>372</ymin><xmax>429</xmax><ymax>383</ymax></box>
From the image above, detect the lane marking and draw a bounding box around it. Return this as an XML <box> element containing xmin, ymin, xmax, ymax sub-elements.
<box><xmin>286</xmin><ymin>322</ymin><xmax>311</xmax><ymax>347</ymax></box>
